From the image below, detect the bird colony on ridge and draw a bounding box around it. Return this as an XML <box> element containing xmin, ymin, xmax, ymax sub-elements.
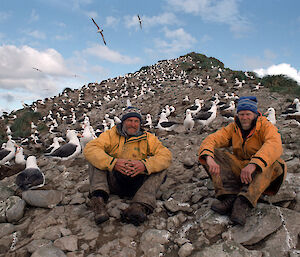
<box><xmin>0</xmin><ymin>52</ymin><xmax>300</xmax><ymax>257</ymax></box>
<box><xmin>1</xmin><ymin>53</ymin><xmax>299</xmax><ymax>186</ymax></box>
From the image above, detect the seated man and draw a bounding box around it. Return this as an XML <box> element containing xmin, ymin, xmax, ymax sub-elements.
<box><xmin>198</xmin><ymin>96</ymin><xmax>287</xmax><ymax>225</ymax></box>
<box><xmin>84</xmin><ymin>107</ymin><xmax>172</xmax><ymax>226</ymax></box>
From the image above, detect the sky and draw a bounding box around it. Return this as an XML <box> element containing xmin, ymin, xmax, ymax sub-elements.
<box><xmin>1</xmin><ymin>0</ymin><xmax>300</xmax><ymax>114</ymax></box>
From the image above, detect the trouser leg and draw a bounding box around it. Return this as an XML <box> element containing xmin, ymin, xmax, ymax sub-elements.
<box><xmin>201</xmin><ymin>150</ymin><xmax>285</xmax><ymax>207</ymax></box>
<box><xmin>240</xmin><ymin>161</ymin><xmax>284</xmax><ymax>207</ymax></box>
<box><xmin>88</xmin><ymin>163</ymin><xmax>110</xmax><ymax>200</ymax></box>
<box><xmin>132</xmin><ymin>170</ymin><xmax>167</xmax><ymax>211</ymax></box>
<box><xmin>202</xmin><ymin>149</ymin><xmax>243</xmax><ymax>199</ymax></box>
<box><xmin>88</xmin><ymin>163</ymin><xmax>167</xmax><ymax>210</ymax></box>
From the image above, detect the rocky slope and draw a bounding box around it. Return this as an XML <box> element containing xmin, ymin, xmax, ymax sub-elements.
<box><xmin>0</xmin><ymin>53</ymin><xmax>300</xmax><ymax>257</ymax></box>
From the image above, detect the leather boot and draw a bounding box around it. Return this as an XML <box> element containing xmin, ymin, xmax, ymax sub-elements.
<box><xmin>211</xmin><ymin>195</ymin><xmax>236</xmax><ymax>215</ymax></box>
<box><xmin>121</xmin><ymin>203</ymin><xmax>149</xmax><ymax>226</ymax></box>
<box><xmin>230</xmin><ymin>196</ymin><xmax>251</xmax><ymax>226</ymax></box>
<box><xmin>90</xmin><ymin>196</ymin><xmax>109</xmax><ymax>225</ymax></box>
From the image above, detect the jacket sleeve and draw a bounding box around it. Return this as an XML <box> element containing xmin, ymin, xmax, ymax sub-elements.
<box><xmin>141</xmin><ymin>133</ymin><xmax>172</xmax><ymax>174</ymax></box>
<box><xmin>198</xmin><ymin>123</ymin><xmax>233</xmax><ymax>162</ymax></box>
<box><xmin>249</xmin><ymin>122</ymin><xmax>283</xmax><ymax>173</ymax></box>
<box><xmin>83</xmin><ymin>130</ymin><xmax>117</xmax><ymax>171</ymax></box>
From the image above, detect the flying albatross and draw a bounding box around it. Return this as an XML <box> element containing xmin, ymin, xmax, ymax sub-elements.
<box><xmin>137</xmin><ymin>15</ymin><xmax>142</xmax><ymax>29</ymax></box>
<box><xmin>91</xmin><ymin>18</ymin><xmax>107</xmax><ymax>45</ymax></box>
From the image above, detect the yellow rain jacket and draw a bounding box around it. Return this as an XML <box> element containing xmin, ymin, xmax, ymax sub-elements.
<box><xmin>84</xmin><ymin>126</ymin><xmax>172</xmax><ymax>175</ymax></box>
<box><xmin>198</xmin><ymin>116</ymin><xmax>286</xmax><ymax>194</ymax></box>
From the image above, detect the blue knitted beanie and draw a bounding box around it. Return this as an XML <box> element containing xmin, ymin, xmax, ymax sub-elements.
<box><xmin>237</xmin><ymin>96</ymin><xmax>258</xmax><ymax>114</ymax></box>
<box><xmin>121</xmin><ymin>106</ymin><xmax>142</xmax><ymax>122</ymax></box>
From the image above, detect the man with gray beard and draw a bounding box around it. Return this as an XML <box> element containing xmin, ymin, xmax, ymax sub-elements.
<box><xmin>84</xmin><ymin>107</ymin><xmax>172</xmax><ymax>226</ymax></box>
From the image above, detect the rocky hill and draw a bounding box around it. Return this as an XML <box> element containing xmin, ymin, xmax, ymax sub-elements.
<box><xmin>0</xmin><ymin>52</ymin><xmax>299</xmax><ymax>257</ymax></box>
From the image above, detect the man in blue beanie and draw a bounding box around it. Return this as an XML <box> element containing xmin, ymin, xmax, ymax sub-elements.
<box><xmin>84</xmin><ymin>106</ymin><xmax>172</xmax><ymax>226</ymax></box>
<box><xmin>198</xmin><ymin>96</ymin><xmax>286</xmax><ymax>226</ymax></box>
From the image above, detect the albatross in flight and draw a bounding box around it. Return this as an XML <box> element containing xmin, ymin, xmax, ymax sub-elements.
<box><xmin>137</xmin><ymin>15</ymin><xmax>142</xmax><ymax>29</ymax></box>
<box><xmin>91</xmin><ymin>18</ymin><xmax>107</xmax><ymax>45</ymax></box>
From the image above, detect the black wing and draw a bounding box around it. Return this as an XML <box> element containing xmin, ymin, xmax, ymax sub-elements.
<box><xmin>48</xmin><ymin>143</ymin><xmax>77</xmax><ymax>158</ymax></box>
<box><xmin>0</xmin><ymin>149</ymin><xmax>11</xmax><ymax>160</ymax></box>
<box><xmin>195</xmin><ymin>112</ymin><xmax>212</xmax><ymax>120</ymax></box>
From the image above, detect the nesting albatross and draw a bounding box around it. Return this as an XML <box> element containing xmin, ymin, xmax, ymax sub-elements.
<box><xmin>16</xmin><ymin>156</ymin><xmax>45</xmax><ymax>190</ymax></box>
<box><xmin>45</xmin><ymin>130</ymin><xmax>81</xmax><ymax>160</ymax></box>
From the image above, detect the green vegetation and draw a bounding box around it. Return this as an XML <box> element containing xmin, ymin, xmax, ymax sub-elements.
<box><xmin>179</xmin><ymin>62</ymin><xmax>195</xmax><ymax>72</ymax></box>
<box><xmin>231</xmin><ymin>70</ymin><xmax>247</xmax><ymax>81</ymax></box>
<box><xmin>261</xmin><ymin>75</ymin><xmax>300</xmax><ymax>96</ymax></box>
<box><xmin>186</xmin><ymin>52</ymin><xmax>225</xmax><ymax>69</ymax></box>
<box><xmin>139</xmin><ymin>65</ymin><xmax>150</xmax><ymax>72</ymax></box>
<box><xmin>10</xmin><ymin>110</ymin><xmax>42</xmax><ymax>138</ymax></box>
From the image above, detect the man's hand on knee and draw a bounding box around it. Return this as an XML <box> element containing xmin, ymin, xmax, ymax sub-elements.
<box><xmin>206</xmin><ymin>156</ymin><xmax>220</xmax><ymax>176</ymax></box>
<box><xmin>240</xmin><ymin>163</ymin><xmax>256</xmax><ymax>184</ymax></box>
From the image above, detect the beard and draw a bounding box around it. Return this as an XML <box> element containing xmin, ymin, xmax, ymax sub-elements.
<box><xmin>122</xmin><ymin>124</ymin><xmax>141</xmax><ymax>137</ymax></box>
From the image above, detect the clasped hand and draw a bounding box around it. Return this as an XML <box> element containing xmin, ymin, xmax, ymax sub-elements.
<box><xmin>114</xmin><ymin>159</ymin><xmax>146</xmax><ymax>177</ymax></box>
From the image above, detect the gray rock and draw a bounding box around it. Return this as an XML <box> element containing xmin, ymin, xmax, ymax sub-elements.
<box><xmin>258</xmin><ymin>207</ymin><xmax>300</xmax><ymax>257</ymax></box>
<box><xmin>0</xmin><ymin>185</ymin><xmax>14</xmax><ymax>201</ymax></box>
<box><xmin>261</xmin><ymin>182</ymin><xmax>296</xmax><ymax>204</ymax></box>
<box><xmin>285</xmin><ymin>157</ymin><xmax>300</xmax><ymax>173</ymax></box>
<box><xmin>98</xmin><ymin>239</ymin><xmax>121</xmax><ymax>256</ymax></box>
<box><xmin>6</xmin><ymin>196</ymin><xmax>26</xmax><ymax>223</ymax></box>
<box><xmin>31</xmin><ymin>245</ymin><xmax>67</xmax><ymax>257</ymax></box>
<box><xmin>54</xmin><ymin>235</ymin><xmax>78</xmax><ymax>251</ymax></box>
<box><xmin>192</xmin><ymin>241</ymin><xmax>262</xmax><ymax>257</ymax></box>
<box><xmin>69</xmin><ymin>193</ymin><xmax>86</xmax><ymax>205</ymax></box>
<box><xmin>0</xmin><ymin>223</ymin><xmax>15</xmax><ymax>237</ymax></box>
<box><xmin>26</xmin><ymin>239</ymin><xmax>53</xmax><ymax>253</ymax></box>
<box><xmin>22</xmin><ymin>190</ymin><xmax>63</xmax><ymax>208</ymax></box>
<box><xmin>140</xmin><ymin>229</ymin><xmax>171</xmax><ymax>256</ymax></box>
<box><xmin>178</xmin><ymin>242</ymin><xmax>194</xmax><ymax>257</ymax></box>
<box><xmin>0</xmin><ymin>201</ymin><xmax>7</xmax><ymax>222</ymax></box>
<box><xmin>164</xmin><ymin>198</ymin><xmax>193</xmax><ymax>213</ymax></box>
<box><xmin>199</xmin><ymin>209</ymin><xmax>230</xmax><ymax>239</ymax></box>
<box><xmin>230</xmin><ymin>203</ymin><xmax>283</xmax><ymax>245</ymax></box>
<box><xmin>183</xmin><ymin>156</ymin><xmax>195</xmax><ymax>168</ymax></box>
<box><xmin>120</xmin><ymin>224</ymin><xmax>138</xmax><ymax>237</ymax></box>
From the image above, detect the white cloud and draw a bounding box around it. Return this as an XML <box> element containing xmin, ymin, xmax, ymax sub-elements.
<box><xmin>54</xmin><ymin>21</ymin><xmax>66</xmax><ymax>28</ymax></box>
<box><xmin>166</xmin><ymin>0</ymin><xmax>251</xmax><ymax>37</ymax></box>
<box><xmin>254</xmin><ymin>63</ymin><xmax>300</xmax><ymax>84</ymax></box>
<box><xmin>125</xmin><ymin>12</ymin><xmax>179</xmax><ymax>29</ymax></box>
<box><xmin>85</xmin><ymin>11</ymin><xmax>98</xmax><ymax>19</ymax></box>
<box><xmin>0</xmin><ymin>11</ymin><xmax>11</xmax><ymax>22</ymax></box>
<box><xmin>105</xmin><ymin>16</ymin><xmax>120</xmax><ymax>28</ymax></box>
<box><xmin>29</xmin><ymin>9</ymin><xmax>39</xmax><ymax>23</ymax></box>
<box><xmin>0</xmin><ymin>45</ymin><xmax>73</xmax><ymax>93</ymax></box>
<box><xmin>0</xmin><ymin>45</ymin><xmax>89</xmax><ymax>112</ymax></box>
<box><xmin>151</xmin><ymin>27</ymin><xmax>196</xmax><ymax>55</ymax></box>
<box><xmin>55</xmin><ymin>34</ymin><xmax>72</xmax><ymax>41</ymax></box>
<box><xmin>84</xmin><ymin>44</ymin><xmax>141</xmax><ymax>64</ymax></box>
<box><xmin>22</xmin><ymin>29</ymin><xmax>46</xmax><ymax>40</ymax></box>
<box><xmin>200</xmin><ymin>34</ymin><xmax>212</xmax><ymax>43</ymax></box>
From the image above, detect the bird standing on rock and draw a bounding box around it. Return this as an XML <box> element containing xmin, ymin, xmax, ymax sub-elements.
<box><xmin>16</xmin><ymin>156</ymin><xmax>45</xmax><ymax>191</ymax></box>
<box><xmin>0</xmin><ymin>139</ymin><xmax>16</xmax><ymax>165</ymax></box>
<box><xmin>183</xmin><ymin>109</ymin><xmax>194</xmax><ymax>132</ymax></box>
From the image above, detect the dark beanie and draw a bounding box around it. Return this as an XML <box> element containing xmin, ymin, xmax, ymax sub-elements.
<box><xmin>237</xmin><ymin>96</ymin><xmax>258</xmax><ymax>114</ymax></box>
<box><xmin>121</xmin><ymin>106</ymin><xmax>142</xmax><ymax>122</ymax></box>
